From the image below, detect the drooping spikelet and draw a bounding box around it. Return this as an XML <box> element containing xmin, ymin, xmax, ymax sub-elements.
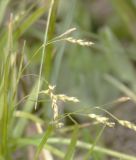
<box><xmin>118</xmin><ymin>120</ymin><xmax>136</xmax><ymax>132</ymax></box>
<box><xmin>41</xmin><ymin>85</ymin><xmax>79</xmax><ymax>127</ymax></box>
<box><xmin>57</xmin><ymin>94</ymin><xmax>79</xmax><ymax>103</ymax></box>
<box><xmin>88</xmin><ymin>114</ymin><xmax>115</xmax><ymax>127</ymax></box>
<box><xmin>65</xmin><ymin>37</ymin><xmax>94</xmax><ymax>46</ymax></box>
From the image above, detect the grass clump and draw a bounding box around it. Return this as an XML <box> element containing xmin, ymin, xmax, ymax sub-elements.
<box><xmin>1</xmin><ymin>0</ymin><xmax>136</xmax><ymax>160</ymax></box>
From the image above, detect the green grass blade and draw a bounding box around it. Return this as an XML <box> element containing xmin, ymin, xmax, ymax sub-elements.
<box><xmin>11</xmin><ymin>41</ymin><xmax>26</xmax><ymax>110</ymax></box>
<box><xmin>34</xmin><ymin>0</ymin><xmax>54</xmax><ymax>109</ymax></box>
<box><xmin>14</xmin><ymin>6</ymin><xmax>48</xmax><ymax>39</ymax></box>
<box><xmin>34</xmin><ymin>125</ymin><xmax>53</xmax><ymax>160</ymax></box>
<box><xmin>17</xmin><ymin>137</ymin><xmax>136</xmax><ymax>160</ymax></box>
<box><xmin>15</xmin><ymin>137</ymin><xmax>64</xmax><ymax>158</ymax></box>
<box><xmin>0</xmin><ymin>16</ymin><xmax>13</xmax><ymax>159</ymax></box>
<box><xmin>0</xmin><ymin>58</ymin><xmax>10</xmax><ymax>158</ymax></box>
<box><xmin>48</xmin><ymin>137</ymin><xmax>136</xmax><ymax>160</ymax></box>
<box><xmin>105</xmin><ymin>74</ymin><xmax>136</xmax><ymax>102</ymax></box>
<box><xmin>14</xmin><ymin>111</ymin><xmax>44</xmax><ymax>124</ymax></box>
<box><xmin>100</xmin><ymin>28</ymin><xmax>136</xmax><ymax>83</ymax></box>
<box><xmin>0</xmin><ymin>2</ymin><xmax>44</xmax><ymax>51</ymax></box>
<box><xmin>110</xmin><ymin>0</ymin><xmax>136</xmax><ymax>42</ymax></box>
<box><xmin>0</xmin><ymin>0</ymin><xmax>10</xmax><ymax>25</ymax></box>
<box><xmin>0</xmin><ymin>5</ymin><xmax>48</xmax><ymax>51</ymax></box>
<box><xmin>43</xmin><ymin>0</ymin><xmax>59</xmax><ymax>81</ymax></box>
<box><xmin>12</xmin><ymin>79</ymin><xmax>43</xmax><ymax>138</ymax></box>
<box><xmin>64</xmin><ymin>125</ymin><xmax>79</xmax><ymax>160</ymax></box>
<box><xmin>84</xmin><ymin>126</ymin><xmax>106</xmax><ymax>160</ymax></box>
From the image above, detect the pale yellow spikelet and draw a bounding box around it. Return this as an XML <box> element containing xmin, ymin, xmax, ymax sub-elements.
<box><xmin>48</xmin><ymin>85</ymin><xmax>56</xmax><ymax>92</ymax></box>
<box><xmin>57</xmin><ymin>94</ymin><xmax>79</xmax><ymax>102</ymax></box>
<box><xmin>41</xmin><ymin>85</ymin><xmax>59</xmax><ymax>121</ymax></box>
<box><xmin>116</xmin><ymin>96</ymin><xmax>130</xmax><ymax>103</ymax></box>
<box><xmin>41</xmin><ymin>84</ymin><xmax>79</xmax><ymax>127</ymax></box>
<box><xmin>65</xmin><ymin>37</ymin><xmax>94</xmax><ymax>46</ymax></box>
<box><xmin>88</xmin><ymin>114</ymin><xmax>115</xmax><ymax>127</ymax></box>
<box><xmin>52</xmin><ymin>100</ymin><xmax>58</xmax><ymax>121</ymax></box>
<box><xmin>118</xmin><ymin>120</ymin><xmax>136</xmax><ymax>132</ymax></box>
<box><xmin>95</xmin><ymin>106</ymin><xmax>136</xmax><ymax>132</ymax></box>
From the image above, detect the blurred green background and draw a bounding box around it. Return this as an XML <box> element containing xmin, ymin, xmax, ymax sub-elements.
<box><xmin>1</xmin><ymin>0</ymin><xmax>136</xmax><ymax>105</ymax></box>
<box><xmin>1</xmin><ymin>0</ymin><xmax>136</xmax><ymax>159</ymax></box>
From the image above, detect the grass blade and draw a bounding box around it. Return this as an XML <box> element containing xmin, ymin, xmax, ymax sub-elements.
<box><xmin>48</xmin><ymin>137</ymin><xmax>136</xmax><ymax>160</ymax></box>
<box><xmin>110</xmin><ymin>0</ymin><xmax>136</xmax><ymax>42</ymax></box>
<box><xmin>34</xmin><ymin>0</ymin><xmax>54</xmax><ymax>109</ymax></box>
<box><xmin>14</xmin><ymin>6</ymin><xmax>48</xmax><ymax>39</ymax></box>
<box><xmin>15</xmin><ymin>137</ymin><xmax>64</xmax><ymax>158</ymax></box>
<box><xmin>84</xmin><ymin>126</ymin><xmax>106</xmax><ymax>160</ymax></box>
<box><xmin>17</xmin><ymin>137</ymin><xmax>136</xmax><ymax>160</ymax></box>
<box><xmin>14</xmin><ymin>111</ymin><xmax>44</xmax><ymax>125</ymax></box>
<box><xmin>12</xmin><ymin>79</ymin><xmax>43</xmax><ymax>137</ymax></box>
<box><xmin>0</xmin><ymin>16</ymin><xmax>13</xmax><ymax>159</ymax></box>
<box><xmin>64</xmin><ymin>125</ymin><xmax>79</xmax><ymax>160</ymax></box>
<box><xmin>43</xmin><ymin>0</ymin><xmax>59</xmax><ymax>81</ymax></box>
<box><xmin>34</xmin><ymin>125</ymin><xmax>53</xmax><ymax>160</ymax></box>
<box><xmin>105</xmin><ymin>74</ymin><xmax>136</xmax><ymax>102</ymax></box>
<box><xmin>0</xmin><ymin>0</ymin><xmax>10</xmax><ymax>25</ymax></box>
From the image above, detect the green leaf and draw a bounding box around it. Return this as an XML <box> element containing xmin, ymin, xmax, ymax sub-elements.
<box><xmin>100</xmin><ymin>28</ymin><xmax>136</xmax><ymax>83</ymax></box>
<box><xmin>105</xmin><ymin>74</ymin><xmax>136</xmax><ymax>102</ymax></box>
<box><xmin>14</xmin><ymin>6</ymin><xmax>48</xmax><ymax>39</ymax></box>
<box><xmin>12</xmin><ymin>79</ymin><xmax>43</xmax><ymax>137</ymax></box>
<box><xmin>0</xmin><ymin>0</ymin><xmax>10</xmax><ymax>25</ymax></box>
<box><xmin>84</xmin><ymin>126</ymin><xmax>106</xmax><ymax>160</ymax></box>
<box><xmin>64</xmin><ymin>125</ymin><xmax>79</xmax><ymax>160</ymax></box>
<box><xmin>34</xmin><ymin>125</ymin><xmax>53</xmax><ymax>160</ymax></box>
<box><xmin>110</xmin><ymin>0</ymin><xmax>136</xmax><ymax>41</ymax></box>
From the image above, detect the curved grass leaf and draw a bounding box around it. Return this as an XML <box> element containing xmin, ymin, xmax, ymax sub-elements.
<box><xmin>64</xmin><ymin>125</ymin><xmax>79</xmax><ymax>160</ymax></box>
<box><xmin>34</xmin><ymin>125</ymin><xmax>53</xmax><ymax>160</ymax></box>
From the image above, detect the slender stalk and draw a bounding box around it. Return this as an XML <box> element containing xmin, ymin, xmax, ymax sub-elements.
<box><xmin>17</xmin><ymin>137</ymin><xmax>136</xmax><ymax>160</ymax></box>
<box><xmin>48</xmin><ymin>138</ymin><xmax>136</xmax><ymax>160</ymax></box>
<box><xmin>44</xmin><ymin>0</ymin><xmax>59</xmax><ymax>81</ymax></box>
<box><xmin>34</xmin><ymin>0</ymin><xmax>54</xmax><ymax>109</ymax></box>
